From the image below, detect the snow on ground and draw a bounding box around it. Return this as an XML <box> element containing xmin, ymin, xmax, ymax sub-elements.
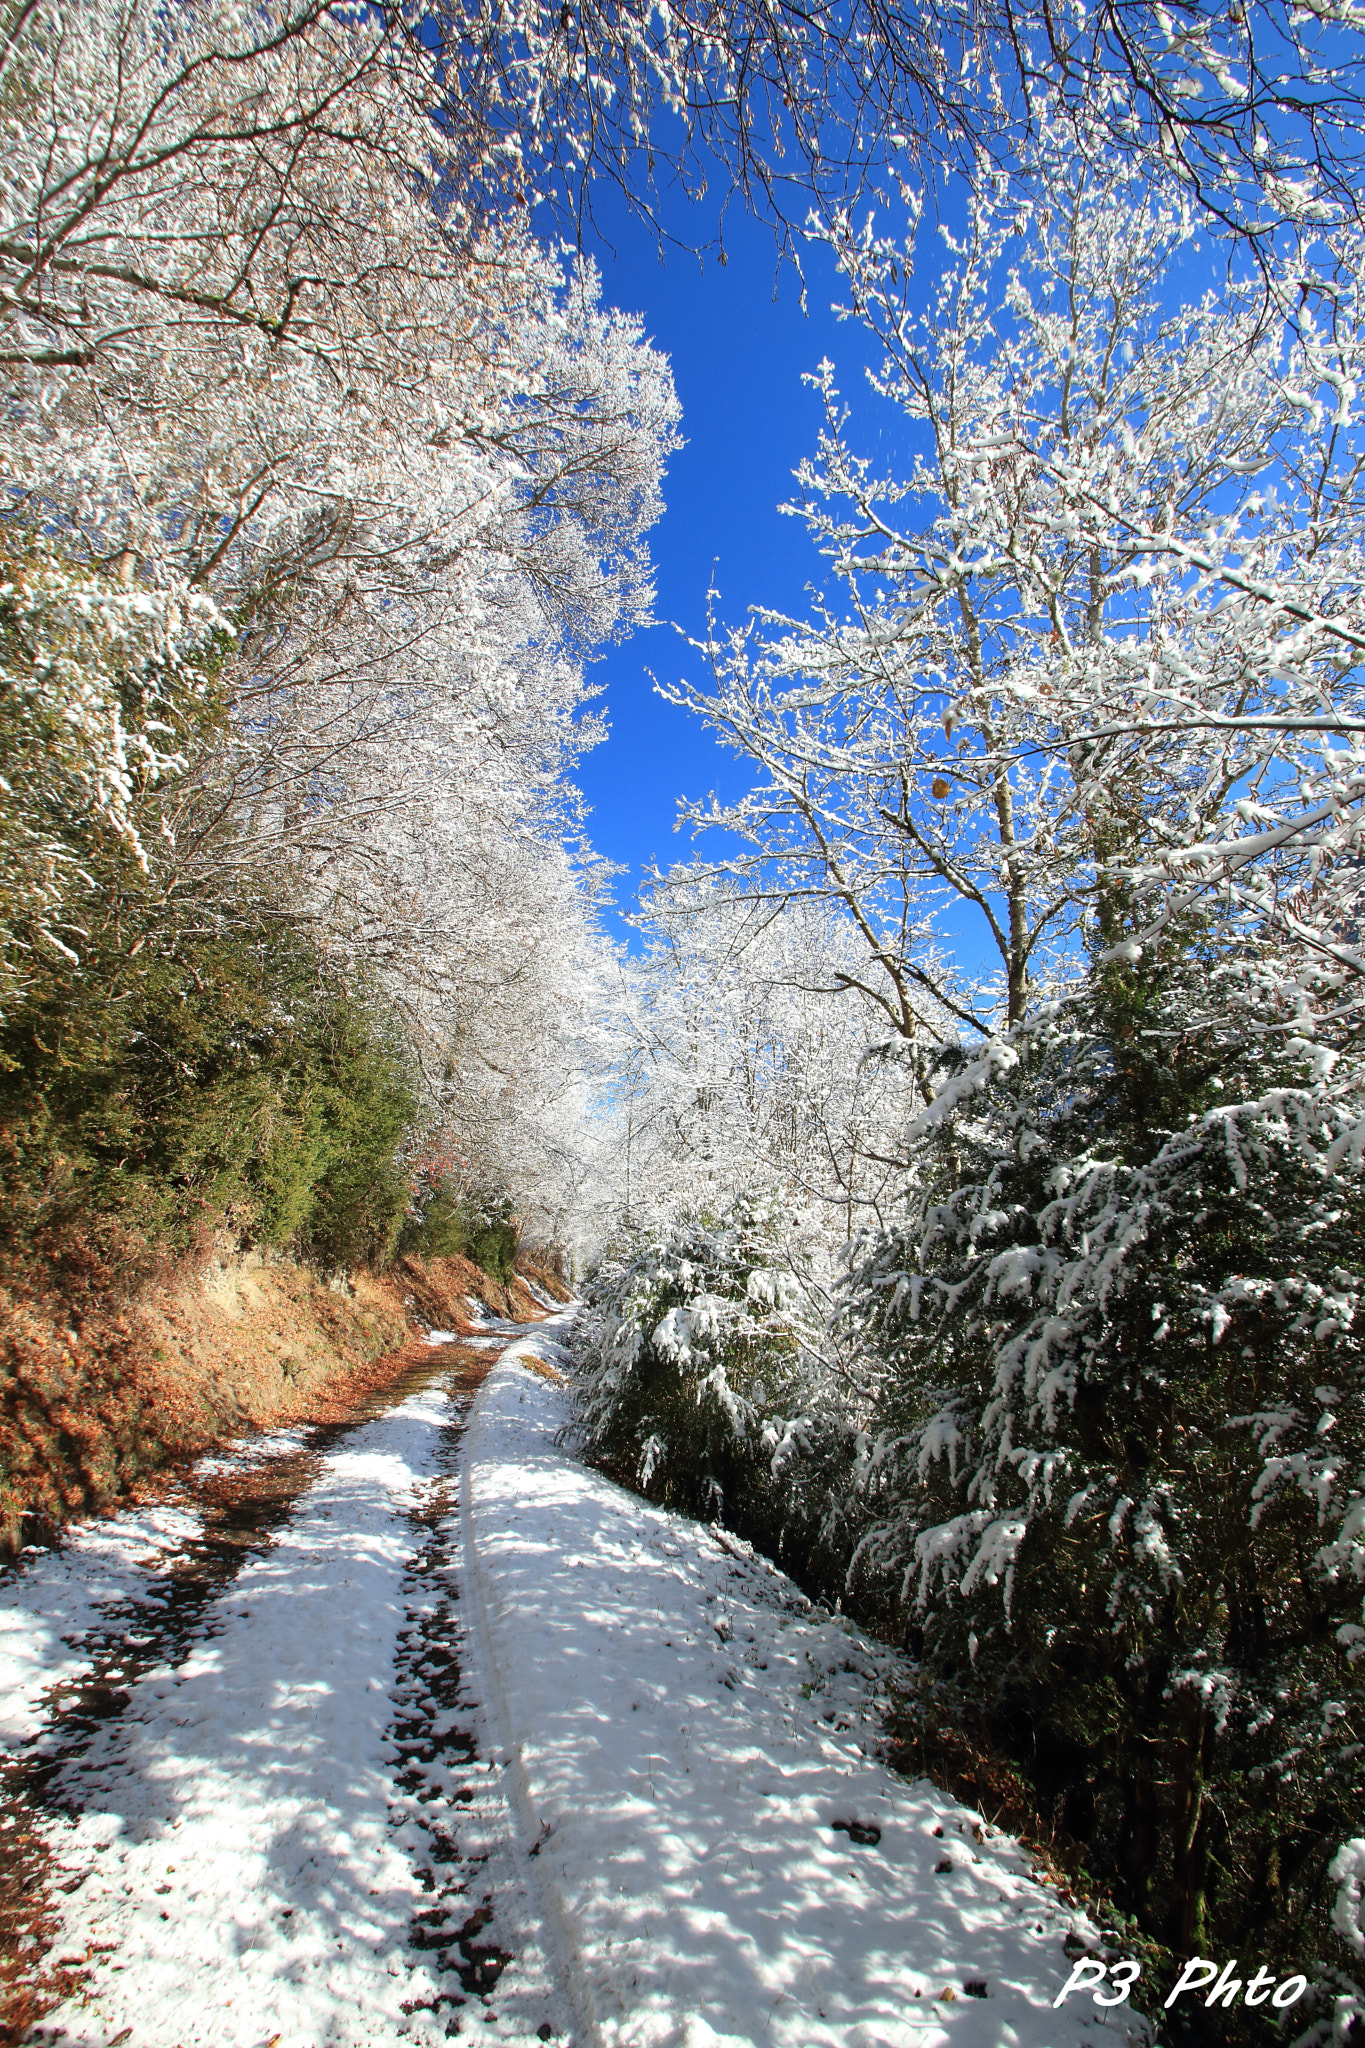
<box><xmin>0</xmin><ymin>1430</ymin><xmax>310</xmax><ymax>1746</ymax></box>
<box><xmin>0</xmin><ymin>1501</ymin><xmax>202</xmax><ymax>1747</ymax></box>
<box><xmin>12</xmin><ymin>1376</ymin><xmax>564</xmax><ymax>2048</ymax></box>
<box><xmin>463</xmin><ymin>1330</ymin><xmax>1149</xmax><ymax>2048</ymax></box>
<box><xmin>4</xmin><ymin>1313</ymin><xmax>1152</xmax><ymax>2048</ymax></box>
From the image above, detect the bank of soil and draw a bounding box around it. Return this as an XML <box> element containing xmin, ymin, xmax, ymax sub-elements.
<box><xmin>0</xmin><ymin>1245</ymin><xmax>569</xmax><ymax>1551</ymax></box>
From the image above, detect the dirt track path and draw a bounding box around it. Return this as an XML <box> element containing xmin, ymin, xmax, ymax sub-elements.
<box><xmin>0</xmin><ymin>1322</ymin><xmax>561</xmax><ymax>2048</ymax></box>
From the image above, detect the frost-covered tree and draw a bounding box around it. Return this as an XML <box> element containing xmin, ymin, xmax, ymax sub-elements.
<box><xmin>608</xmin><ymin>878</ymin><xmax>931</xmax><ymax>1234</ymax></box>
<box><xmin>571</xmin><ymin>1190</ymin><xmax>864</xmax><ymax>1583</ymax></box>
<box><xmin>569</xmin><ymin>883</ymin><xmax>932</xmax><ymax>1569</ymax></box>
<box><xmin>0</xmin><ymin>0</ymin><xmax>682</xmax><ymax>1263</ymax></box>
<box><xmin>2</xmin><ymin>4</ymin><xmax>679</xmax><ymax>889</ymax></box>
<box><xmin>430</xmin><ymin>0</ymin><xmax>1365</xmax><ymax>250</ymax></box>
<box><xmin>404</xmin><ymin>837</ymin><xmax>628</xmax><ymax>1256</ymax></box>
<box><xmin>0</xmin><ymin>542</ymin><xmax>225</xmax><ymax>1009</ymax></box>
<box><xmin>5</xmin><ymin>0</ymin><xmax>1357</xmax><ymax>361</ymax></box>
<box><xmin>626</xmin><ymin>134</ymin><xmax>1365</xmax><ymax>1996</ymax></box>
<box><xmin>664</xmin><ymin>128</ymin><xmax>1365</xmax><ymax>1060</ymax></box>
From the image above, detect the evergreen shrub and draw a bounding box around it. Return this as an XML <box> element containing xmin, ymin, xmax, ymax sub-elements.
<box><xmin>569</xmin><ymin>954</ymin><xmax>1365</xmax><ymax>2013</ymax></box>
<box><xmin>0</xmin><ymin>557</ymin><xmax>419</xmax><ymax>1282</ymax></box>
<box><xmin>571</xmin><ymin>1196</ymin><xmax>855</xmax><ymax>1578</ymax></box>
<box><xmin>0</xmin><ymin>899</ymin><xmax>418</xmax><ymax>1278</ymax></box>
<box><xmin>468</xmin><ymin>1214</ymin><xmax>519</xmax><ymax>1285</ymax></box>
<box><xmin>402</xmin><ymin>1181</ymin><xmax>519</xmax><ymax>1282</ymax></box>
<box><xmin>840</xmin><ymin>951</ymin><xmax>1365</xmax><ymax>1996</ymax></box>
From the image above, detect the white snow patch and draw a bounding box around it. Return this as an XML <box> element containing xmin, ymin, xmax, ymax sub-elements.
<box><xmin>1</xmin><ymin>1505</ymin><xmax>205</xmax><ymax>1746</ymax></box>
<box><xmin>462</xmin><ymin>1338</ymin><xmax>1147</xmax><ymax>2048</ymax></box>
<box><xmin>0</xmin><ymin>1430</ymin><xmax>311</xmax><ymax>1744</ymax></box>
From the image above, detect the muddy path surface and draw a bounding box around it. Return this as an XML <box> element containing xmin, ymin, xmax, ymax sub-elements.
<box><xmin>0</xmin><ymin>1324</ymin><xmax>566</xmax><ymax>2048</ymax></box>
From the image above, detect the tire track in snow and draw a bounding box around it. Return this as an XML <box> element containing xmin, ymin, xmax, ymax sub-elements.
<box><xmin>1</xmin><ymin>1330</ymin><xmax>567</xmax><ymax>2048</ymax></box>
<box><xmin>383</xmin><ymin>1376</ymin><xmax>564</xmax><ymax>2044</ymax></box>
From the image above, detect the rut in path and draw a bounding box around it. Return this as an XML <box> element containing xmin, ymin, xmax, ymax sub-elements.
<box><xmin>388</xmin><ymin>1454</ymin><xmax>515</xmax><ymax>2033</ymax></box>
<box><xmin>0</xmin><ymin>1337</ymin><xmax>519</xmax><ymax>2046</ymax></box>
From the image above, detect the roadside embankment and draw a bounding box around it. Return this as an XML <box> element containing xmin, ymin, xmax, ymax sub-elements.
<box><xmin>0</xmin><ymin>1244</ymin><xmax>570</xmax><ymax>1551</ymax></box>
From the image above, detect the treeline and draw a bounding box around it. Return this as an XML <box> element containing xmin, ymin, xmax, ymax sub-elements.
<box><xmin>0</xmin><ymin>675</ymin><xmax>413</xmax><ymax>1281</ymax></box>
<box><xmin>0</xmin><ymin>0</ymin><xmax>680</xmax><ymax>1290</ymax></box>
<box><xmin>572</xmin><ymin>128</ymin><xmax>1365</xmax><ymax>2036</ymax></box>
<box><xmin>0</xmin><ymin>553</ymin><xmax>527</xmax><ymax>1286</ymax></box>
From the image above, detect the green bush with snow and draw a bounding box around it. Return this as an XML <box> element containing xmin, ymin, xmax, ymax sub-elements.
<box><xmin>571</xmin><ymin>1197</ymin><xmax>858</xmax><ymax>1578</ymax></box>
<box><xmin>840</xmin><ymin>952</ymin><xmax>1365</xmax><ymax>1977</ymax></box>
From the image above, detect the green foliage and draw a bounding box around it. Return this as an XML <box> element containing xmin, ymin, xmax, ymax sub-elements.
<box><xmin>402</xmin><ymin>1180</ymin><xmax>519</xmax><ymax>1282</ymax></box>
<box><xmin>402</xmin><ymin>1178</ymin><xmax>475</xmax><ymax>1260</ymax></box>
<box><xmin>842</xmin><ymin>947</ymin><xmax>1365</xmax><ymax>1994</ymax></box>
<box><xmin>0</xmin><ymin>577</ymin><xmax>419</xmax><ymax>1278</ymax></box>
<box><xmin>468</xmin><ymin>1215</ymin><xmax>519</xmax><ymax>1285</ymax></box>
<box><xmin>0</xmin><ymin>872</ymin><xmax>419</xmax><ymax>1275</ymax></box>
<box><xmin>572</xmin><ymin>1198</ymin><xmax>854</xmax><ymax>1574</ymax></box>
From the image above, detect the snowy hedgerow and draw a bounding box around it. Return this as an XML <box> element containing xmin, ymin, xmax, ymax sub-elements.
<box><xmin>0</xmin><ymin>0</ymin><xmax>682</xmax><ymax>1253</ymax></box>
<box><xmin>570</xmin><ymin>1196</ymin><xmax>858</xmax><ymax>1574</ymax></box>
<box><xmin>842</xmin><ymin>942</ymin><xmax>1365</xmax><ymax>1971</ymax></box>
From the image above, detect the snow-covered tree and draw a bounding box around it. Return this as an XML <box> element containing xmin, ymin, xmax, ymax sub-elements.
<box><xmin>7</xmin><ymin>0</ymin><xmax>1355</xmax><ymax>363</ymax></box>
<box><xmin>605</xmin><ymin>878</ymin><xmax>931</xmax><ymax>1234</ymax></box>
<box><xmin>568</xmin><ymin>882</ymin><xmax>934</xmax><ymax>1572</ymax></box>
<box><xmin>629</xmin><ymin>132</ymin><xmax>1365</xmax><ymax>1991</ymax></box>
<box><xmin>570</xmin><ymin>1190</ymin><xmax>862</xmax><ymax>1583</ymax></box>
<box><xmin>839</xmin><ymin>932</ymin><xmax>1365</xmax><ymax>1963</ymax></box>
<box><xmin>0</xmin><ymin>542</ymin><xmax>225</xmax><ymax>1010</ymax></box>
<box><xmin>433</xmin><ymin>0</ymin><xmax>1365</xmax><ymax>252</ymax></box>
<box><xmin>1</xmin><ymin>0</ymin><xmax>682</xmax><ymax>1256</ymax></box>
<box><xmin>665</xmin><ymin>130</ymin><xmax>1365</xmax><ymax>1064</ymax></box>
<box><xmin>2</xmin><ymin>2</ymin><xmax>679</xmax><ymax>886</ymax></box>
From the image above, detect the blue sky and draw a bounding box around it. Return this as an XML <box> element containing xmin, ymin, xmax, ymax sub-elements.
<box><xmin>571</xmin><ymin>189</ymin><xmax>887</xmax><ymax>945</ymax></box>
<box><xmin>569</xmin><ymin>170</ymin><xmax>1232</xmax><ymax>968</ymax></box>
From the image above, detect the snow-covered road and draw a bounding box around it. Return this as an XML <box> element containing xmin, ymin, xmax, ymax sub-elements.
<box><xmin>2</xmin><ymin>1312</ymin><xmax>1146</xmax><ymax>2048</ymax></box>
<box><xmin>1</xmin><ymin>1327</ymin><xmax>568</xmax><ymax>2048</ymax></box>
